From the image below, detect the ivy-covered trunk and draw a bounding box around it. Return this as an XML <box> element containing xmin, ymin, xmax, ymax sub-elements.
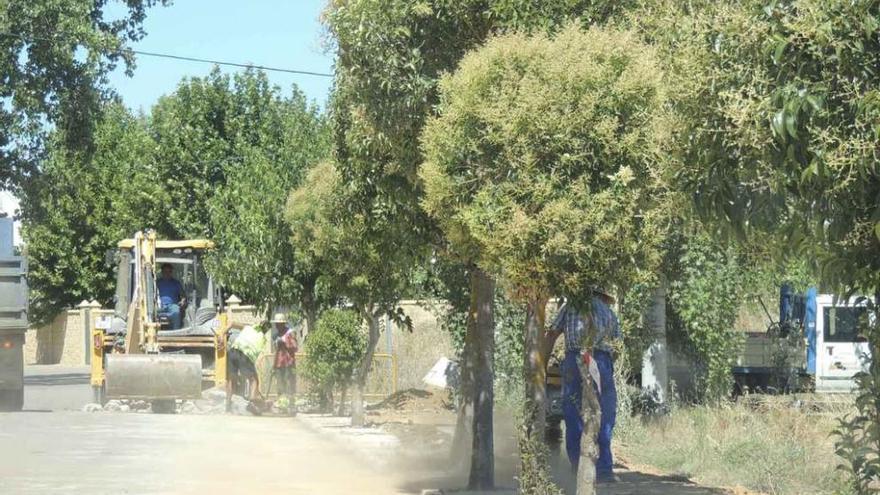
<box><xmin>351</xmin><ymin>310</ymin><xmax>380</xmax><ymax>427</ymax></box>
<box><xmin>468</xmin><ymin>267</ymin><xmax>495</xmax><ymax>489</ymax></box>
<box><xmin>523</xmin><ymin>296</ymin><xmax>549</xmax><ymax>436</ymax></box>
<box><xmin>576</xmin><ymin>356</ymin><xmax>602</xmax><ymax>495</ymax></box>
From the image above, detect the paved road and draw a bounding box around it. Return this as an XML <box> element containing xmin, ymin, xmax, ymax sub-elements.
<box><xmin>23</xmin><ymin>365</ymin><xmax>92</xmax><ymax>412</ymax></box>
<box><xmin>4</xmin><ymin>366</ymin><xmax>405</xmax><ymax>494</ymax></box>
<box><xmin>0</xmin><ymin>411</ymin><xmax>406</xmax><ymax>494</ymax></box>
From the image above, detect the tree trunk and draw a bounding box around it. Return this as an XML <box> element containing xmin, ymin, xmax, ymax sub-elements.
<box><xmin>523</xmin><ymin>296</ymin><xmax>549</xmax><ymax>438</ymax></box>
<box><xmin>300</xmin><ymin>279</ymin><xmax>318</xmax><ymax>339</ymax></box>
<box><xmin>641</xmin><ymin>278</ymin><xmax>668</xmax><ymax>403</ymax></box>
<box><xmin>337</xmin><ymin>384</ymin><xmax>347</xmax><ymax>416</ymax></box>
<box><xmin>351</xmin><ymin>310</ymin><xmax>380</xmax><ymax>427</ymax></box>
<box><xmin>576</xmin><ymin>356</ymin><xmax>602</xmax><ymax>495</ymax></box>
<box><xmin>469</xmin><ymin>267</ymin><xmax>495</xmax><ymax>490</ymax></box>
<box><xmin>451</xmin><ymin>299</ymin><xmax>476</xmax><ymax>466</ymax></box>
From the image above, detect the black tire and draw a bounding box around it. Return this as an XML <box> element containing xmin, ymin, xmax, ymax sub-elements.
<box><xmin>151</xmin><ymin>399</ymin><xmax>176</xmax><ymax>414</ymax></box>
<box><xmin>0</xmin><ymin>388</ymin><xmax>24</xmax><ymax>412</ymax></box>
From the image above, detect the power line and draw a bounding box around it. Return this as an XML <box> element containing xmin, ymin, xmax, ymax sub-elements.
<box><xmin>0</xmin><ymin>31</ymin><xmax>334</xmax><ymax>78</ymax></box>
<box><xmin>128</xmin><ymin>49</ymin><xmax>333</xmax><ymax>78</ymax></box>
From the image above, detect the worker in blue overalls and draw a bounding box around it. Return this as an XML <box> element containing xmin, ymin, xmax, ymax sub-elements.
<box><xmin>550</xmin><ymin>287</ymin><xmax>621</xmax><ymax>483</ymax></box>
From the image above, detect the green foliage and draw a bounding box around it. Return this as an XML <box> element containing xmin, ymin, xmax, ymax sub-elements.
<box><xmin>833</xmin><ymin>302</ymin><xmax>880</xmax><ymax>494</ymax></box>
<box><xmin>151</xmin><ymin>69</ymin><xmax>308</xmax><ymax>238</ymax></box>
<box><xmin>612</xmin><ymin>0</ymin><xmax>880</xmax><ymax>482</ymax></box>
<box><xmin>494</xmin><ymin>291</ymin><xmax>526</xmax><ymax>397</ymax></box>
<box><xmin>420</xmin><ymin>24</ymin><xmax>675</xmax><ymax>302</ymax></box>
<box><xmin>20</xmin><ymin>103</ymin><xmax>162</xmax><ymax>324</ymax></box>
<box><xmin>517</xmin><ymin>419</ymin><xmax>564</xmax><ymax>495</ymax></box>
<box><xmin>206</xmin><ymin>86</ymin><xmax>330</xmax><ymax>313</ymax></box>
<box><xmin>667</xmin><ymin>232</ymin><xmax>744</xmax><ymax>403</ymax></box>
<box><xmin>22</xmin><ymin>69</ymin><xmax>330</xmax><ymax>322</ymax></box>
<box><xmin>0</xmin><ymin>0</ymin><xmax>167</xmax><ymax>190</ymax></box>
<box><xmin>302</xmin><ymin>309</ymin><xmax>366</xmax><ymax>403</ymax></box>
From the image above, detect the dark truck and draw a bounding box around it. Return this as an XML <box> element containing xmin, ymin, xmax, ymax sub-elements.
<box><xmin>0</xmin><ymin>217</ymin><xmax>26</xmax><ymax>411</ymax></box>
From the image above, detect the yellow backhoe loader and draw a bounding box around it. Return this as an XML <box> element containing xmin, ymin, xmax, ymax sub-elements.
<box><xmin>90</xmin><ymin>230</ymin><xmax>228</xmax><ymax>413</ymax></box>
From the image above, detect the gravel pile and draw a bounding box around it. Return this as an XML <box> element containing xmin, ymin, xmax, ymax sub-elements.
<box><xmin>81</xmin><ymin>387</ymin><xmax>255</xmax><ymax>416</ymax></box>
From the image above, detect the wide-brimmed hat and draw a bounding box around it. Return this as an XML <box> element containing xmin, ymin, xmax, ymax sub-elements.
<box><xmin>270</xmin><ymin>313</ymin><xmax>287</xmax><ymax>324</ymax></box>
<box><xmin>592</xmin><ymin>286</ymin><xmax>615</xmax><ymax>303</ymax></box>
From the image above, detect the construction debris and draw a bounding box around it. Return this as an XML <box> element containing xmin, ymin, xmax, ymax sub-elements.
<box><xmin>79</xmin><ymin>388</ymin><xmax>256</xmax><ymax>415</ymax></box>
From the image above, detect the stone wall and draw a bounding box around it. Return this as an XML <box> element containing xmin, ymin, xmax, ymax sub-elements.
<box><xmin>390</xmin><ymin>300</ymin><xmax>453</xmax><ymax>390</ymax></box>
<box><xmin>25</xmin><ymin>309</ymin><xmax>84</xmax><ymax>366</ymax></box>
<box><xmin>24</xmin><ymin>302</ymin><xmax>263</xmax><ymax>367</ymax></box>
<box><xmin>23</xmin><ymin>298</ymin><xmax>453</xmax><ymax>394</ymax></box>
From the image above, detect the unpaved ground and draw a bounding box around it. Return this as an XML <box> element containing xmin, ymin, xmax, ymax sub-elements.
<box><xmin>343</xmin><ymin>389</ymin><xmax>755</xmax><ymax>495</ymax></box>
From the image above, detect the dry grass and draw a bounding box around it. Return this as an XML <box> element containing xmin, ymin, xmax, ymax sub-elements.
<box><xmin>617</xmin><ymin>395</ymin><xmax>855</xmax><ymax>495</ymax></box>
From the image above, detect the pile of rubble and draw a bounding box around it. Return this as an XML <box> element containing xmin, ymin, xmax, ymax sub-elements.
<box><xmin>81</xmin><ymin>387</ymin><xmax>255</xmax><ymax>415</ymax></box>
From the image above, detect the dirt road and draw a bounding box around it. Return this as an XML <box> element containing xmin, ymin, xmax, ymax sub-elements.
<box><xmin>0</xmin><ymin>410</ymin><xmax>404</xmax><ymax>494</ymax></box>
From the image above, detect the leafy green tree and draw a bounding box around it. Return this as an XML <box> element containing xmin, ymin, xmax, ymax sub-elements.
<box><xmin>666</xmin><ymin>232</ymin><xmax>744</xmax><ymax>402</ymax></box>
<box><xmin>420</xmin><ymin>25</ymin><xmax>675</xmax><ymax>493</ymax></box>
<box><xmin>206</xmin><ymin>87</ymin><xmax>330</xmax><ymax>322</ymax></box>
<box><xmin>613</xmin><ymin>2</ymin><xmax>880</xmax><ymax>488</ymax></box>
<box><xmin>302</xmin><ymin>308</ymin><xmax>365</xmax><ymax>414</ymax></box>
<box><xmin>151</xmin><ymin>69</ymin><xmax>300</xmax><ymax>238</ymax></box>
<box><xmin>286</xmin><ymin>160</ymin><xmax>416</xmax><ymax>427</ymax></box>
<box><xmin>0</xmin><ymin>0</ymin><xmax>167</xmax><ymax>190</ymax></box>
<box><xmin>20</xmin><ymin>102</ymin><xmax>162</xmax><ymax>324</ymax></box>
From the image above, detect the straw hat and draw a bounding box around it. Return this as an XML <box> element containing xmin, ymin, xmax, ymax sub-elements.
<box><xmin>270</xmin><ymin>313</ymin><xmax>287</xmax><ymax>324</ymax></box>
<box><xmin>592</xmin><ymin>286</ymin><xmax>615</xmax><ymax>304</ymax></box>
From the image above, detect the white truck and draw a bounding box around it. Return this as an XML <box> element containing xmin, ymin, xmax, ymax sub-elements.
<box><xmin>0</xmin><ymin>217</ymin><xmax>27</xmax><ymax>411</ymax></box>
<box><xmin>733</xmin><ymin>293</ymin><xmax>873</xmax><ymax>393</ymax></box>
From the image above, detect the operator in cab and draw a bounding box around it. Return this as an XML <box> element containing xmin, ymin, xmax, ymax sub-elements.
<box><xmin>158</xmin><ymin>263</ymin><xmax>185</xmax><ymax>329</ymax></box>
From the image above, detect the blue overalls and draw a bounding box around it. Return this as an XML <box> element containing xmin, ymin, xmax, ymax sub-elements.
<box><xmin>561</xmin><ymin>348</ymin><xmax>617</xmax><ymax>475</ymax></box>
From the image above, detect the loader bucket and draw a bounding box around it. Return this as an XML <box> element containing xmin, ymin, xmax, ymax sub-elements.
<box><xmin>105</xmin><ymin>354</ymin><xmax>203</xmax><ymax>401</ymax></box>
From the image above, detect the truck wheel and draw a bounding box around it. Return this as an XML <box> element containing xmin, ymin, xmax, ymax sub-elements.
<box><xmin>0</xmin><ymin>388</ymin><xmax>24</xmax><ymax>412</ymax></box>
<box><xmin>151</xmin><ymin>399</ymin><xmax>176</xmax><ymax>414</ymax></box>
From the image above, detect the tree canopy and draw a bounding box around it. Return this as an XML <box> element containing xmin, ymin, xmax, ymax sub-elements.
<box><xmin>21</xmin><ymin>102</ymin><xmax>161</xmax><ymax>324</ymax></box>
<box><xmin>0</xmin><ymin>0</ymin><xmax>167</xmax><ymax>190</ymax></box>
<box><xmin>21</xmin><ymin>69</ymin><xmax>330</xmax><ymax>323</ymax></box>
<box><xmin>421</xmin><ymin>24</ymin><xmax>675</xmax><ymax>302</ymax></box>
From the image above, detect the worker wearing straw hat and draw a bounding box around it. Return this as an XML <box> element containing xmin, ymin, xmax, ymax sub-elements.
<box><xmin>550</xmin><ymin>287</ymin><xmax>621</xmax><ymax>483</ymax></box>
<box><xmin>270</xmin><ymin>312</ymin><xmax>298</xmax><ymax>416</ymax></box>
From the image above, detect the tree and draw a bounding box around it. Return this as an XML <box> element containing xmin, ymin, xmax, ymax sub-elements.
<box><xmin>0</xmin><ymin>0</ymin><xmax>167</xmax><ymax>190</ymax></box>
<box><xmin>206</xmin><ymin>87</ymin><xmax>330</xmax><ymax>322</ymax></box>
<box><xmin>302</xmin><ymin>308</ymin><xmax>365</xmax><ymax>414</ymax></box>
<box><xmin>150</xmin><ymin>69</ymin><xmax>298</xmax><ymax>238</ymax></box>
<box><xmin>20</xmin><ymin>102</ymin><xmax>163</xmax><ymax>324</ymax></box>
<box><xmin>286</xmin><ymin>160</ymin><xmax>415</xmax><ymax>427</ymax></box>
<box><xmin>420</xmin><ymin>25</ymin><xmax>675</xmax><ymax>494</ymax></box>
<box><xmin>605</xmin><ymin>1</ymin><xmax>880</xmax><ymax>489</ymax></box>
<box><xmin>325</xmin><ymin>2</ymin><xmax>664</xmax><ymax>488</ymax></box>
<box><xmin>683</xmin><ymin>2</ymin><xmax>880</xmax><ymax>490</ymax></box>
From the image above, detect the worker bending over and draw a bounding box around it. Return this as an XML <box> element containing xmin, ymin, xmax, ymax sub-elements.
<box><xmin>550</xmin><ymin>288</ymin><xmax>621</xmax><ymax>483</ymax></box>
<box><xmin>270</xmin><ymin>313</ymin><xmax>298</xmax><ymax>416</ymax></box>
<box><xmin>226</xmin><ymin>323</ymin><xmax>267</xmax><ymax>415</ymax></box>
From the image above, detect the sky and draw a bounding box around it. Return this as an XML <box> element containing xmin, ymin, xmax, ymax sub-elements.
<box><xmin>107</xmin><ymin>0</ymin><xmax>335</xmax><ymax>112</ymax></box>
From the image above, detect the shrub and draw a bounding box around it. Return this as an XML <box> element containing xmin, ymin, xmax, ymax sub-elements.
<box><xmin>302</xmin><ymin>309</ymin><xmax>365</xmax><ymax>412</ymax></box>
